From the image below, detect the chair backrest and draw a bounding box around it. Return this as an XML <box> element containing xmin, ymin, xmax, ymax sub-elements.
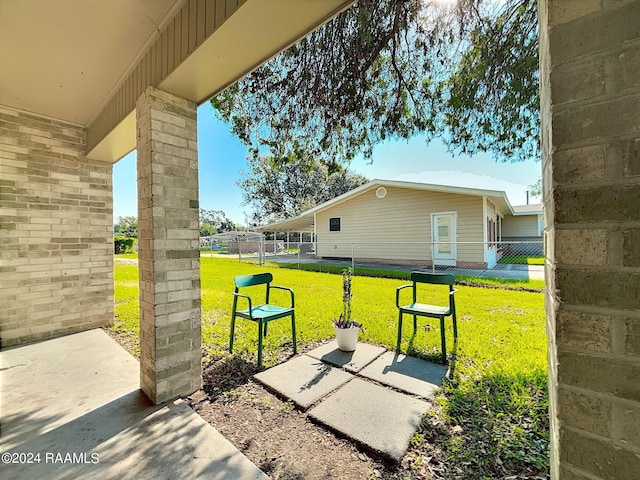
<box><xmin>410</xmin><ymin>272</ymin><xmax>455</xmax><ymax>286</ymax></box>
<box><xmin>410</xmin><ymin>272</ymin><xmax>456</xmax><ymax>310</ymax></box>
<box><xmin>234</xmin><ymin>272</ymin><xmax>273</xmax><ymax>289</ymax></box>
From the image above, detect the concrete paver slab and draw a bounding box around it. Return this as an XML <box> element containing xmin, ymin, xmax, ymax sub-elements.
<box><xmin>305</xmin><ymin>342</ymin><xmax>386</xmax><ymax>373</ymax></box>
<box><xmin>309</xmin><ymin>378</ymin><xmax>429</xmax><ymax>461</ymax></box>
<box><xmin>359</xmin><ymin>351</ymin><xmax>447</xmax><ymax>398</ymax></box>
<box><xmin>253</xmin><ymin>354</ymin><xmax>353</xmax><ymax>410</ymax></box>
<box><xmin>0</xmin><ymin>329</ymin><xmax>268</xmax><ymax>480</ymax></box>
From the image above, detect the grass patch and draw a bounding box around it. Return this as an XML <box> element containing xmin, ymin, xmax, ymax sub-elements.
<box><xmin>499</xmin><ymin>255</ymin><xmax>545</xmax><ymax>265</ymax></box>
<box><xmin>110</xmin><ymin>256</ymin><xmax>549</xmax><ymax>477</ymax></box>
<box><xmin>276</xmin><ymin>261</ymin><xmax>545</xmax><ymax>292</ymax></box>
<box><xmin>426</xmin><ymin>370</ymin><xmax>549</xmax><ymax>477</ymax></box>
<box><xmin>110</xmin><ymin>261</ymin><xmax>140</xmax><ymax>357</ymax></box>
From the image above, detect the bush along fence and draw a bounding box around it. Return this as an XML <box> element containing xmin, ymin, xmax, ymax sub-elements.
<box><xmin>114</xmin><ymin>236</ymin><xmax>137</xmax><ymax>254</ymax></box>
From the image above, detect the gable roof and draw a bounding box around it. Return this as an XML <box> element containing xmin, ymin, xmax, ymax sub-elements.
<box><xmin>255</xmin><ymin>179</ymin><xmax>516</xmax><ymax>232</ymax></box>
<box><xmin>512</xmin><ymin>203</ymin><xmax>543</xmax><ymax>215</ymax></box>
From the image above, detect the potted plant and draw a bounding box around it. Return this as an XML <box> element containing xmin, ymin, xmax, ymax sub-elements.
<box><xmin>332</xmin><ymin>268</ymin><xmax>363</xmax><ymax>351</ymax></box>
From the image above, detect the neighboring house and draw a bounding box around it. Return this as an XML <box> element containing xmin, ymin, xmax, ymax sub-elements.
<box><xmin>502</xmin><ymin>204</ymin><xmax>543</xmax><ymax>240</ymax></box>
<box><xmin>501</xmin><ymin>203</ymin><xmax>544</xmax><ymax>256</ymax></box>
<box><xmin>257</xmin><ymin>179</ymin><xmax>542</xmax><ymax>269</ymax></box>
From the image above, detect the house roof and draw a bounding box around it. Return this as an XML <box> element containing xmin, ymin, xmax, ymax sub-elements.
<box><xmin>206</xmin><ymin>231</ymin><xmax>264</xmax><ymax>240</ymax></box>
<box><xmin>0</xmin><ymin>0</ymin><xmax>354</xmax><ymax>163</ymax></box>
<box><xmin>255</xmin><ymin>214</ymin><xmax>317</xmax><ymax>233</ymax></box>
<box><xmin>512</xmin><ymin>204</ymin><xmax>543</xmax><ymax>215</ymax></box>
<box><xmin>255</xmin><ymin>179</ymin><xmax>516</xmax><ymax>232</ymax></box>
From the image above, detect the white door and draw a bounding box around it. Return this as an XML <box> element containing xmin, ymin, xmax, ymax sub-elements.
<box><xmin>432</xmin><ymin>213</ymin><xmax>457</xmax><ymax>266</ymax></box>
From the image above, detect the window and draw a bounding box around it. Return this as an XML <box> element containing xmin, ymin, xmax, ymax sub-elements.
<box><xmin>329</xmin><ymin>217</ymin><xmax>341</xmax><ymax>232</ymax></box>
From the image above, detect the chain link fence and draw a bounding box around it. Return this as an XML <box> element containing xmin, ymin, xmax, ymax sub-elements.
<box><xmin>236</xmin><ymin>240</ymin><xmax>544</xmax><ymax>275</ymax></box>
<box><xmin>201</xmin><ymin>231</ymin><xmax>267</xmax><ymax>262</ymax></box>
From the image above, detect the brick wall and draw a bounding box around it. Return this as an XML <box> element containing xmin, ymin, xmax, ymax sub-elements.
<box><xmin>136</xmin><ymin>87</ymin><xmax>201</xmax><ymax>404</ymax></box>
<box><xmin>540</xmin><ymin>1</ymin><xmax>640</xmax><ymax>478</ymax></box>
<box><xmin>0</xmin><ymin>106</ymin><xmax>113</xmax><ymax>346</ymax></box>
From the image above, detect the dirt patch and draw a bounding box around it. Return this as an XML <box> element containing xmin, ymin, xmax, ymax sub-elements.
<box><xmin>103</xmin><ymin>327</ymin><xmax>140</xmax><ymax>359</ymax></box>
<box><xmin>186</xmin><ymin>353</ymin><xmax>413</xmax><ymax>479</ymax></box>
<box><xmin>455</xmin><ymin>279</ymin><xmax>543</xmax><ymax>293</ymax></box>
<box><xmin>191</xmin><ymin>383</ymin><xmax>388</xmax><ymax>479</ymax></box>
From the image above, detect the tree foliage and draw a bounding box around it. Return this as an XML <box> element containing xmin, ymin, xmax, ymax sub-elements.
<box><xmin>199</xmin><ymin>209</ymin><xmax>237</xmax><ymax>236</ymax></box>
<box><xmin>529</xmin><ymin>178</ymin><xmax>542</xmax><ymax>197</ymax></box>
<box><xmin>211</xmin><ymin>0</ymin><xmax>539</xmax><ymax>167</ymax></box>
<box><xmin>114</xmin><ymin>216</ymin><xmax>138</xmax><ymax>238</ymax></box>
<box><xmin>238</xmin><ymin>156</ymin><xmax>368</xmax><ymax>224</ymax></box>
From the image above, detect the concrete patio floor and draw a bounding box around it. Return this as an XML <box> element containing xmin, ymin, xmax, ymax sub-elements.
<box><xmin>0</xmin><ymin>329</ymin><xmax>267</xmax><ymax>480</ymax></box>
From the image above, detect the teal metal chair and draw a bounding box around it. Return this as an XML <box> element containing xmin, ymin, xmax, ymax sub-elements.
<box><xmin>396</xmin><ymin>272</ymin><xmax>458</xmax><ymax>363</ymax></box>
<box><xmin>230</xmin><ymin>273</ymin><xmax>296</xmax><ymax>367</ymax></box>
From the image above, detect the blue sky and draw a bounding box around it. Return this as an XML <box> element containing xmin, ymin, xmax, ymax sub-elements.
<box><xmin>113</xmin><ymin>102</ymin><xmax>542</xmax><ymax>225</ymax></box>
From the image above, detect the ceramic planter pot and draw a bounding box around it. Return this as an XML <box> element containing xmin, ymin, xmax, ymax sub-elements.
<box><xmin>334</xmin><ymin>324</ymin><xmax>359</xmax><ymax>352</ymax></box>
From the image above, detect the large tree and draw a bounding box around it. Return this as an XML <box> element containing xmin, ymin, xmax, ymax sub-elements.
<box><xmin>238</xmin><ymin>156</ymin><xmax>368</xmax><ymax>223</ymax></box>
<box><xmin>212</xmin><ymin>0</ymin><xmax>538</xmax><ymax>167</ymax></box>
<box><xmin>199</xmin><ymin>209</ymin><xmax>237</xmax><ymax>236</ymax></box>
<box><xmin>114</xmin><ymin>216</ymin><xmax>138</xmax><ymax>238</ymax></box>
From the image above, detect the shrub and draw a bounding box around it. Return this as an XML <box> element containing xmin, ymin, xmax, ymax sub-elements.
<box><xmin>114</xmin><ymin>236</ymin><xmax>136</xmax><ymax>254</ymax></box>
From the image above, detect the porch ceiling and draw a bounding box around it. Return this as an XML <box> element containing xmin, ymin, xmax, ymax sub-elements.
<box><xmin>0</xmin><ymin>0</ymin><xmax>182</xmax><ymax>126</ymax></box>
<box><xmin>0</xmin><ymin>0</ymin><xmax>354</xmax><ymax>163</ymax></box>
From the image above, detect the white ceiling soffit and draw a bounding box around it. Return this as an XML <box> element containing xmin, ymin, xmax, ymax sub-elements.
<box><xmin>87</xmin><ymin>111</ymin><xmax>137</xmax><ymax>164</ymax></box>
<box><xmin>159</xmin><ymin>0</ymin><xmax>352</xmax><ymax>104</ymax></box>
<box><xmin>91</xmin><ymin>0</ymin><xmax>354</xmax><ymax>163</ymax></box>
<box><xmin>0</xmin><ymin>0</ymin><xmax>354</xmax><ymax>163</ymax></box>
<box><xmin>0</xmin><ymin>0</ymin><xmax>182</xmax><ymax>126</ymax></box>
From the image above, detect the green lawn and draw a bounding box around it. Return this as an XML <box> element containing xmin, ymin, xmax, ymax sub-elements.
<box><xmin>111</xmin><ymin>255</ymin><xmax>549</xmax><ymax>477</ymax></box>
<box><xmin>278</xmin><ymin>261</ymin><xmax>546</xmax><ymax>291</ymax></box>
<box><xmin>499</xmin><ymin>255</ymin><xmax>545</xmax><ymax>265</ymax></box>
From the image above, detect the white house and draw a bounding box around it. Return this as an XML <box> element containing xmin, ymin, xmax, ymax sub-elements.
<box><xmin>257</xmin><ymin>179</ymin><xmax>543</xmax><ymax>269</ymax></box>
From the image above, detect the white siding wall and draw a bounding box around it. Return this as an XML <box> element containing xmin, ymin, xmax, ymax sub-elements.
<box><xmin>315</xmin><ymin>187</ymin><xmax>485</xmax><ymax>263</ymax></box>
<box><xmin>486</xmin><ymin>200</ymin><xmax>496</xmax><ymax>221</ymax></box>
<box><xmin>502</xmin><ymin>214</ymin><xmax>541</xmax><ymax>237</ymax></box>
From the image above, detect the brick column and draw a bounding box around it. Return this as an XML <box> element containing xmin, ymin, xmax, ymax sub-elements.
<box><xmin>540</xmin><ymin>1</ymin><xmax>640</xmax><ymax>478</ymax></box>
<box><xmin>136</xmin><ymin>87</ymin><xmax>201</xmax><ymax>404</ymax></box>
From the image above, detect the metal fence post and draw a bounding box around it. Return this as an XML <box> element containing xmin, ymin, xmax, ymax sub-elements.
<box><xmin>431</xmin><ymin>242</ymin><xmax>435</xmax><ymax>273</ymax></box>
<box><xmin>260</xmin><ymin>237</ymin><xmax>264</xmax><ymax>266</ymax></box>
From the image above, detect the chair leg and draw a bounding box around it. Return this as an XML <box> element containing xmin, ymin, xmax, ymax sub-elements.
<box><xmin>413</xmin><ymin>314</ymin><xmax>417</xmax><ymax>335</ymax></box>
<box><xmin>257</xmin><ymin>321</ymin><xmax>264</xmax><ymax>367</ymax></box>
<box><xmin>439</xmin><ymin>316</ymin><xmax>446</xmax><ymax>363</ymax></box>
<box><xmin>263</xmin><ymin>322</ymin><xmax>268</xmax><ymax>337</ymax></box>
<box><xmin>291</xmin><ymin>312</ymin><xmax>297</xmax><ymax>354</ymax></box>
<box><xmin>229</xmin><ymin>315</ymin><xmax>236</xmax><ymax>353</ymax></box>
<box><xmin>396</xmin><ymin>311</ymin><xmax>403</xmax><ymax>351</ymax></box>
